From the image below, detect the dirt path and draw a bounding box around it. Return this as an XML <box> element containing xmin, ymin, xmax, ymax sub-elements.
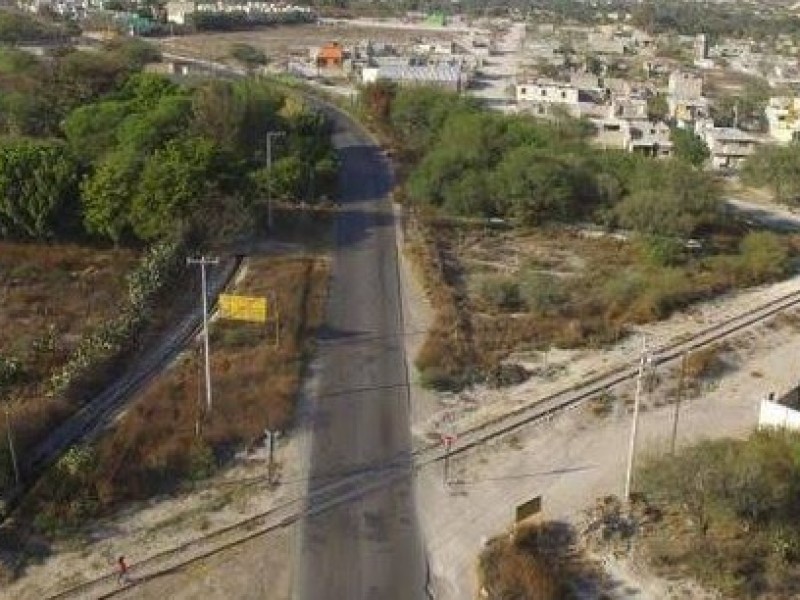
<box><xmin>113</xmin><ymin>527</ymin><xmax>292</xmax><ymax>600</ymax></box>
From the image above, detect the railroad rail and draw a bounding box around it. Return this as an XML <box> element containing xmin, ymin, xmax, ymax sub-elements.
<box><xmin>2</xmin><ymin>257</ymin><xmax>242</xmax><ymax>517</ymax></box>
<box><xmin>44</xmin><ymin>280</ymin><xmax>800</xmax><ymax>599</ymax></box>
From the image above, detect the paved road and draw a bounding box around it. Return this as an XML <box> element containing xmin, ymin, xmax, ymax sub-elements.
<box><xmin>292</xmin><ymin>108</ymin><xmax>425</xmax><ymax>599</ymax></box>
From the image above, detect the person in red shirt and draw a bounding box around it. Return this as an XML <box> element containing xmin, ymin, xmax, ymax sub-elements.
<box><xmin>117</xmin><ymin>556</ymin><xmax>131</xmax><ymax>586</ymax></box>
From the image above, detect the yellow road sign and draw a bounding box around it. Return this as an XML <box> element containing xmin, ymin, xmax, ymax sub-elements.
<box><xmin>218</xmin><ymin>294</ymin><xmax>268</xmax><ymax>323</ymax></box>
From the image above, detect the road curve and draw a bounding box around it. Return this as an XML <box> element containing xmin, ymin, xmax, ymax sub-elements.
<box><xmin>292</xmin><ymin>107</ymin><xmax>425</xmax><ymax>599</ymax></box>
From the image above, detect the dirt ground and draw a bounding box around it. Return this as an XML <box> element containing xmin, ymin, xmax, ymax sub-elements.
<box><xmin>157</xmin><ymin>22</ymin><xmax>462</xmax><ymax>67</ymax></box>
<box><xmin>114</xmin><ymin>526</ymin><xmax>292</xmax><ymax>600</ymax></box>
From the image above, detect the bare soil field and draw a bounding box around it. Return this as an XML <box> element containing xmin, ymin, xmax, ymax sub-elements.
<box><xmin>157</xmin><ymin>22</ymin><xmax>460</xmax><ymax>68</ymax></box>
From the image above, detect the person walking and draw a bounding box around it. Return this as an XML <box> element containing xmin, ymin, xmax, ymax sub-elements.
<box><xmin>117</xmin><ymin>556</ymin><xmax>131</xmax><ymax>586</ymax></box>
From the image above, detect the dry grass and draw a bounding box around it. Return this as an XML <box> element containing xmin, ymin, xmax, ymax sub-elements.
<box><xmin>409</xmin><ymin>220</ymin><xmax>794</xmax><ymax>390</ymax></box>
<box><xmin>478</xmin><ymin>521</ymin><xmax>603</xmax><ymax>599</ymax></box>
<box><xmin>0</xmin><ymin>241</ymin><xmax>139</xmax><ymax>462</ymax></box>
<box><xmin>28</xmin><ymin>253</ymin><xmax>329</xmax><ymax>514</ymax></box>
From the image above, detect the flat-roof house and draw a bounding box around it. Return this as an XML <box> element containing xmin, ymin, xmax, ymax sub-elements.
<box><xmin>697</xmin><ymin>121</ymin><xmax>761</xmax><ymax>169</ymax></box>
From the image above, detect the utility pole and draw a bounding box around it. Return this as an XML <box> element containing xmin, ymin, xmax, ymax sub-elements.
<box><xmin>266</xmin><ymin>130</ymin><xmax>286</xmax><ymax>231</ymax></box>
<box><xmin>670</xmin><ymin>351</ymin><xmax>689</xmax><ymax>454</ymax></box>
<box><xmin>187</xmin><ymin>256</ymin><xmax>219</xmax><ymax>413</ymax></box>
<box><xmin>624</xmin><ymin>336</ymin><xmax>649</xmax><ymax>503</ymax></box>
<box><xmin>4</xmin><ymin>406</ymin><xmax>19</xmax><ymax>487</ymax></box>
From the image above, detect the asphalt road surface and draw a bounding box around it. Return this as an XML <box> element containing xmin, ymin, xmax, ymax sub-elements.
<box><xmin>292</xmin><ymin>108</ymin><xmax>425</xmax><ymax>599</ymax></box>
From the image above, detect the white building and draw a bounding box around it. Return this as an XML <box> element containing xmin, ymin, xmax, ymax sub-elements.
<box><xmin>166</xmin><ymin>1</ymin><xmax>313</xmax><ymax>25</ymax></box>
<box><xmin>516</xmin><ymin>79</ymin><xmax>579</xmax><ymax>105</ymax></box>
<box><xmin>765</xmin><ymin>96</ymin><xmax>800</xmax><ymax>144</ymax></box>
<box><xmin>361</xmin><ymin>64</ymin><xmax>463</xmax><ymax>91</ymax></box>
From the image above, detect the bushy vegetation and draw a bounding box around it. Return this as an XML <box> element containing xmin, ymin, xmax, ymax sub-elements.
<box><xmin>742</xmin><ymin>143</ymin><xmax>800</xmax><ymax>205</ymax></box>
<box><xmin>188</xmin><ymin>9</ymin><xmax>314</xmax><ymax>31</ymax></box>
<box><xmin>639</xmin><ymin>430</ymin><xmax>800</xmax><ymax>598</ymax></box>
<box><xmin>363</xmin><ymin>84</ymin><xmax>723</xmax><ymax>239</ymax></box>
<box><xmin>367</xmin><ymin>84</ymin><xmax>794</xmax><ymax>390</ymax></box>
<box><xmin>0</xmin><ymin>43</ymin><xmax>337</xmax><ymax>245</ymax></box>
<box><xmin>0</xmin><ymin>10</ymin><xmax>76</xmax><ymax>44</ymax></box>
<box><xmin>479</xmin><ymin>522</ymin><xmax>596</xmax><ymax>599</ymax></box>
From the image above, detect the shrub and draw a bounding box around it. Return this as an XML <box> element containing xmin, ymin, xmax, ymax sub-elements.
<box><xmin>737</xmin><ymin>231</ymin><xmax>790</xmax><ymax>285</ymax></box>
<box><xmin>637</xmin><ymin>235</ymin><xmax>686</xmax><ymax>267</ymax></box>
<box><xmin>638</xmin><ymin>430</ymin><xmax>800</xmax><ymax>598</ymax></box>
<box><xmin>519</xmin><ymin>271</ymin><xmax>567</xmax><ymax>315</ymax></box>
<box><xmin>472</xmin><ymin>273</ymin><xmax>523</xmax><ymax>311</ymax></box>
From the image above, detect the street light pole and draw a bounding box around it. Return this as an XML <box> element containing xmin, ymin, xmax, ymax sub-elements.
<box><xmin>187</xmin><ymin>255</ymin><xmax>219</xmax><ymax>413</ymax></box>
<box><xmin>266</xmin><ymin>130</ymin><xmax>285</xmax><ymax>231</ymax></box>
<box><xmin>624</xmin><ymin>336</ymin><xmax>649</xmax><ymax>503</ymax></box>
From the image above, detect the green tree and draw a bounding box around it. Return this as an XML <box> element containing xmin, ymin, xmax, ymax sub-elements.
<box><xmin>742</xmin><ymin>145</ymin><xmax>800</xmax><ymax>203</ymax></box>
<box><xmin>491</xmin><ymin>146</ymin><xmax>586</xmax><ymax>225</ymax></box>
<box><xmin>253</xmin><ymin>155</ymin><xmax>304</xmax><ymax>201</ymax></box>
<box><xmin>0</xmin><ymin>138</ymin><xmax>79</xmax><ymax>240</ymax></box>
<box><xmin>670</xmin><ymin>128</ymin><xmax>710</xmax><ymax>167</ymax></box>
<box><xmin>63</xmin><ymin>100</ymin><xmax>131</xmax><ymax>162</ymax></box>
<box><xmin>129</xmin><ymin>137</ymin><xmax>222</xmax><ymax>240</ymax></box>
<box><xmin>81</xmin><ymin>148</ymin><xmax>142</xmax><ymax>243</ymax></box>
<box><xmin>615</xmin><ymin>160</ymin><xmax>721</xmax><ymax>236</ymax></box>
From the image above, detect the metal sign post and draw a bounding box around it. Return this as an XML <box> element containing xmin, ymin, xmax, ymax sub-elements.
<box><xmin>441</xmin><ymin>434</ymin><xmax>455</xmax><ymax>486</ymax></box>
<box><xmin>265</xmin><ymin>428</ymin><xmax>275</xmax><ymax>483</ymax></box>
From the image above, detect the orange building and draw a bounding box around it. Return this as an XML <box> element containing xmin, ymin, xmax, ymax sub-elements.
<box><xmin>316</xmin><ymin>42</ymin><xmax>344</xmax><ymax>69</ymax></box>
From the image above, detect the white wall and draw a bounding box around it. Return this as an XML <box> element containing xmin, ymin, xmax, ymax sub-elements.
<box><xmin>758</xmin><ymin>399</ymin><xmax>800</xmax><ymax>431</ymax></box>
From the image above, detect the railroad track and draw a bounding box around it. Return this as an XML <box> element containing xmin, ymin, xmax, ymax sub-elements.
<box><xmin>45</xmin><ymin>281</ymin><xmax>800</xmax><ymax>599</ymax></box>
<box><xmin>48</xmin><ymin>459</ymin><xmax>411</xmax><ymax>599</ymax></box>
<box><xmin>3</xmin><ymin>257</ymin><xmax>243</xmax><ymax>516</ymax></box>
<box><xmin>415</xmin><ymin>282</ymin><xmax>800</xmax><ymax>466</ymax></box>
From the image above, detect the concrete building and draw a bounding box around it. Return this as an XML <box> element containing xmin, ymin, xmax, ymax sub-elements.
<box><xmin>694</xmin><ymin>33</ymin><xmax>709</xmax><ymax>61</ymax></box>
<box><xmin>696</xmin><ymin>120</ymin><xmax>761</xmax><ymax>169</ymax></box>
<box><xmin>623</xmin><ymin>119</ymin><xmax>673</xmax><ymax>157</ymax></box>
<box><xmin>765</xmin><ymin>96</ymin><xmax>800</xmax><ymax>144</ymax></box>
<box><xmin>516</xmin><ymin>79</ymin><xmax>579</xmax><ymax>105</ymax></box>
<box><xmin>668</xmin><ymin>70</ymin><xmax>707</xmax><ymax>127</ymax></box>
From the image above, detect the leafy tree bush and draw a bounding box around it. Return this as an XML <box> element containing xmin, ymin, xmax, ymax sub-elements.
<box><xmin>0</xmin><ymin>138</ymin><xmax>80</xmax><ymax>240</ymax></box>
<box><xmin>737</xmin><ymin>231</ymin><xmax>790</xmax><ymax>285</ymax></box>
<box><xmin>639</xmin><ymin>430</ymin><xmax>800</xmax><ymax>598</ymax></box>
<box><xmin>472</xmin><ymin>274</ymin><xmax>523</xmax><ymax>311</ymax></box>
<box><xmin>670</xmin><ymin>128</ymin><xmax>710</xmax><ymax>167</ymax></box>
<box><xmin>130</xmin><ymin>137</ymin><xmax>224</xmax><ymax>240</ymax></box>
<box><xmin>230</xmin><ymin>43</ymin><xmax>268</xmax><ymax>71</ymax></box>
<box><xmin>615</xmin><ymin>160</ymin><xmax>721</xmax><ymax>237</ymax></box>
<box><xmin>742</xmin><ymin>145</ymin><xmax>800</xmax><ymax>204</ymax></box>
